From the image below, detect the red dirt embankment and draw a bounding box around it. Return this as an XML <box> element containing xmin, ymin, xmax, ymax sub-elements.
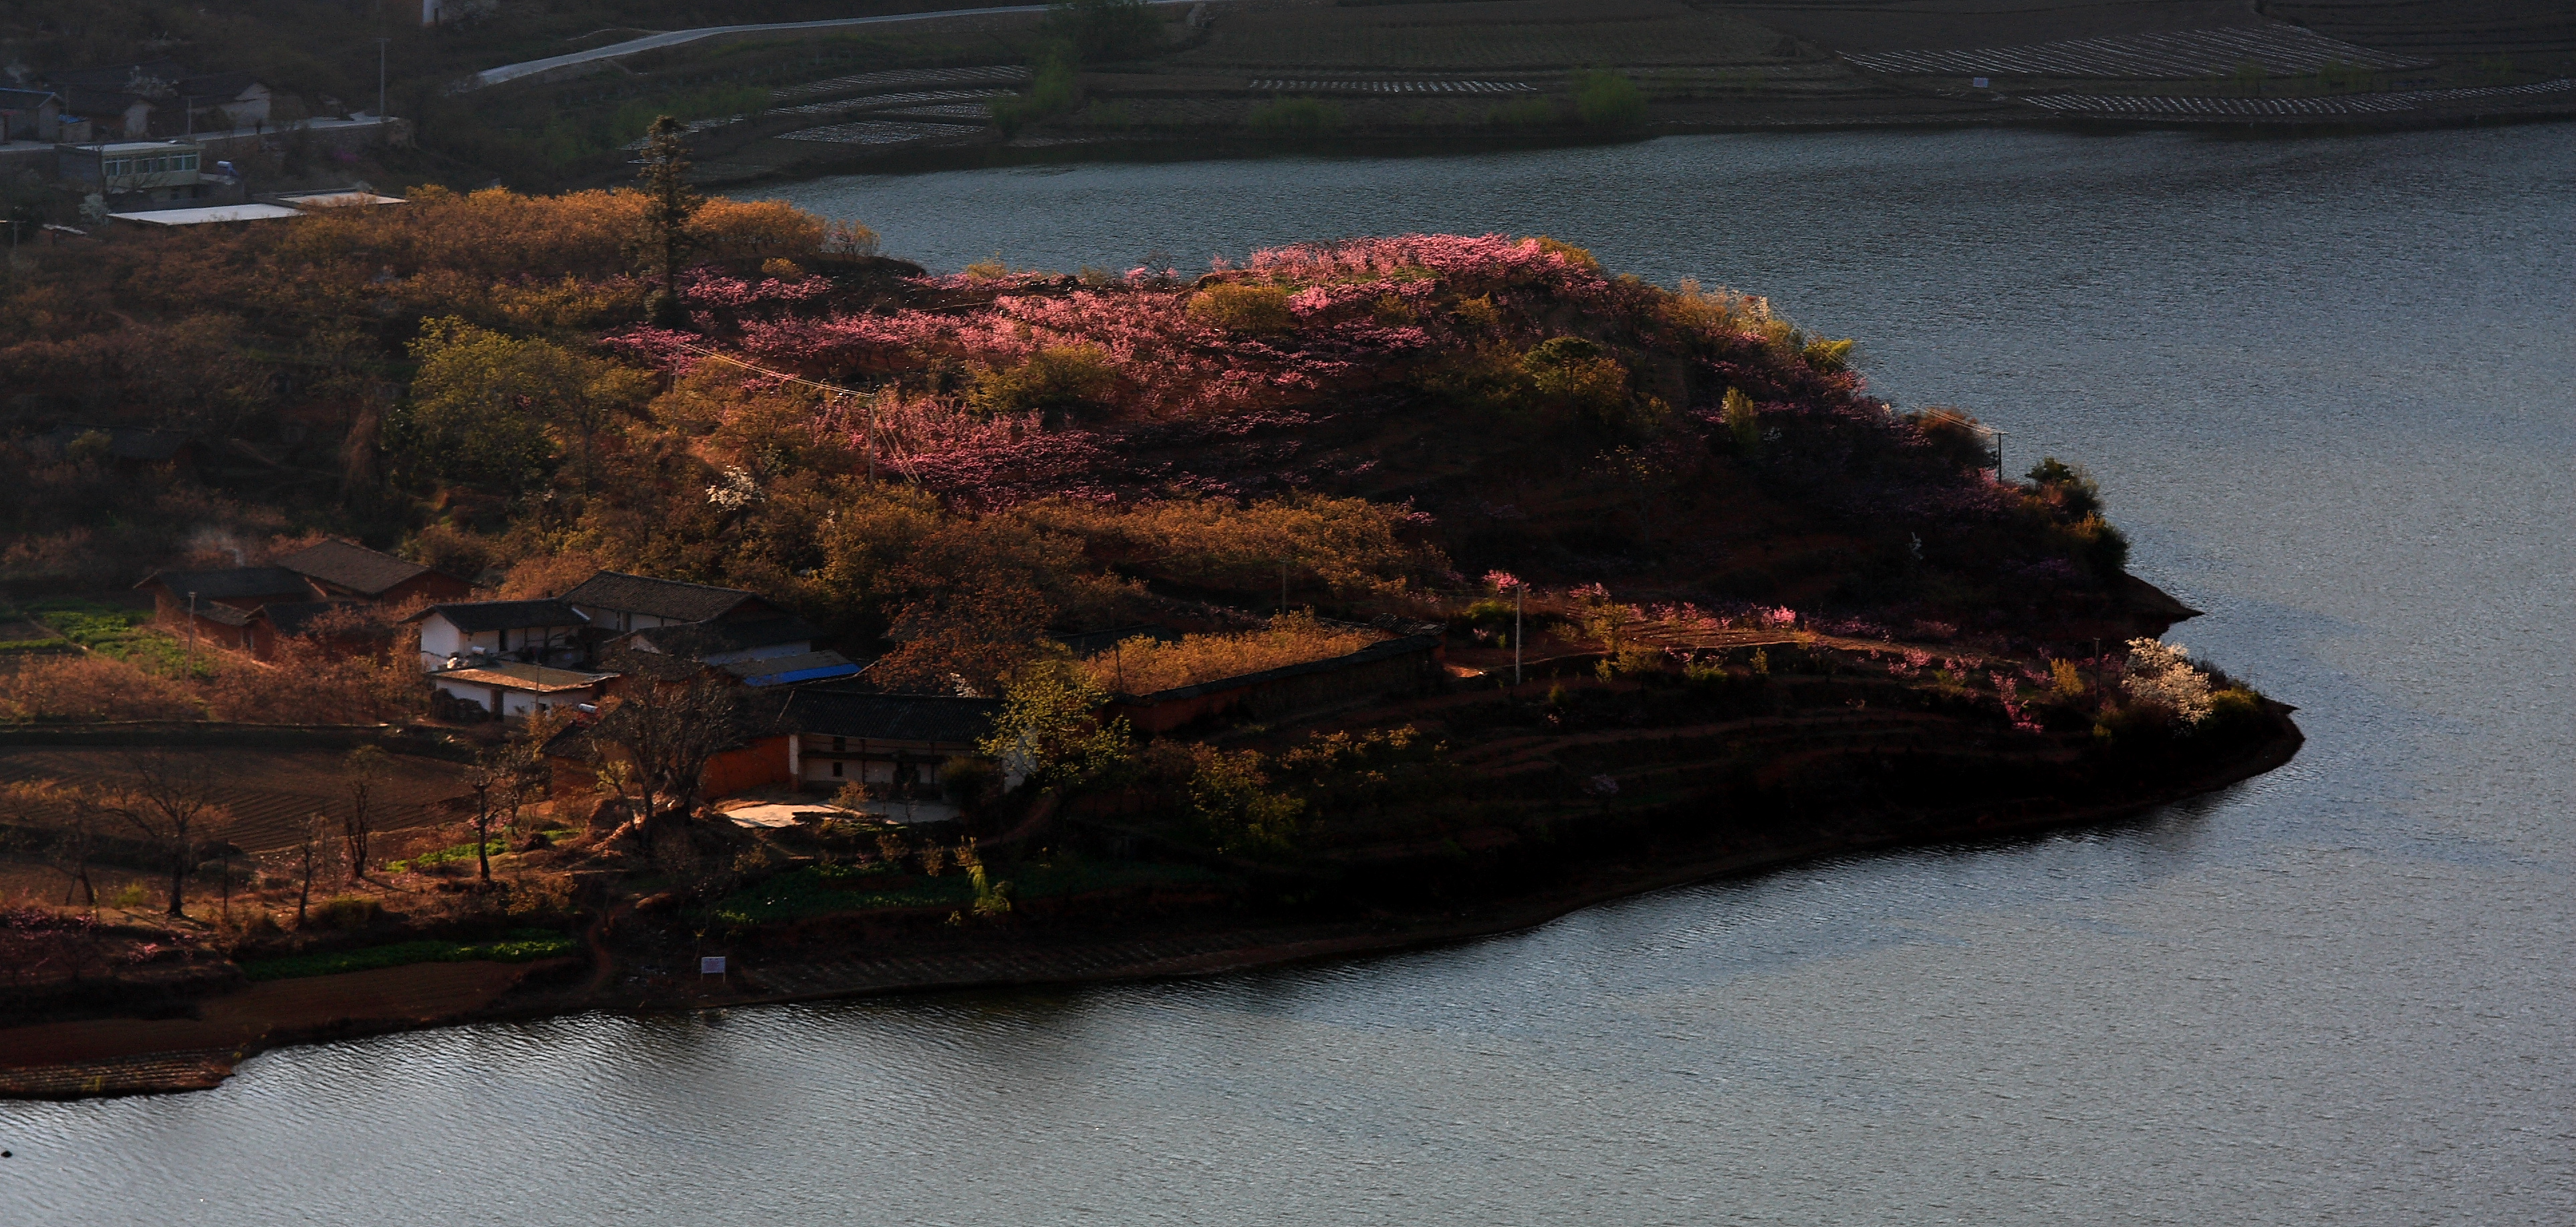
<box><xmin>0</xmin><ymin>958</ymin><xmax>569</xmax><ymax>1098</ymax></box>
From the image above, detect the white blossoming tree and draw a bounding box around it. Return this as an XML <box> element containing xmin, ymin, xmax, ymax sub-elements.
<box><xmin>2121</xmin><ymin>637</ymin><xmax>2213</xmax><ymax>726</ymax></box>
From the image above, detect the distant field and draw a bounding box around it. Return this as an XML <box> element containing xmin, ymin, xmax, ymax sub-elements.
<box><xmin>1172</xmin><ymin>0</ymin><xmax>1793</xmax><ymax>70</ymax></box>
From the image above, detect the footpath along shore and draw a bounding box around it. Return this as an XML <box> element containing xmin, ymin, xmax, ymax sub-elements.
<box><xmin>0</xmin><ymin>707</ymin><xmax>2299</xmax><ymax>1101</ymax></box>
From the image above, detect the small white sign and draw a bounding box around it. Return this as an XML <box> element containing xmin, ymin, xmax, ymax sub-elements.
<box><xmin>700</xmin><ymin>956</ymin><xmax>727</xmax><ymax>975</ymax></box>
<box><xmin>1972</xmin><ymin>77</ymin><xmax>1990</xmax><ymax>89</ymax></box>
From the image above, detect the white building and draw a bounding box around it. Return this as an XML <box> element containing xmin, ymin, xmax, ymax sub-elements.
<box><xmin>430</xmin><ymin>662</ymin><xmax>611</xmax><ymax>721</ymax></box>
<box><xmin>407</xmin><ymin>599</ymin><xmax>590</xmax><ymax>672</ymax></box>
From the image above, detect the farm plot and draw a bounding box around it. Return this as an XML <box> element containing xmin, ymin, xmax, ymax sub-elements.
<box><xmin>777</xmin><ymin>119</ymin><xmax>986</xmax><ymax>145</ymax></box>
<box><xmin>1846</xmin><ymin>23</ymin><xmax>2430</xmax><ymax>78</ymax></box>
<box><xmin>769</xmin><ymin>88</ymin><xmax>1016</xmax><ymax>118</ymax></box>
<box><xmin>770</xmin><ymin>64</ymin><xmax>1028</xmax><ymax>103</ymax></box>
<box><xmin>0</xmin><ymin>747</ymin><xmax>475</xmax><ymax>854</ymax></box>
<box><xmin>2021</xmin><ymin>78</ymin><xmax>2575</xmax><ymax>118</ymax></box>
<box><xmin>1246</xmin><ymin>79</ymin><xmax>1538</xmax><ymax>94</ymax></box>
<box><xmin>1174</xmin><ymin>0</ymin><xmax>1788</xmax><ymax>71</ymax></box>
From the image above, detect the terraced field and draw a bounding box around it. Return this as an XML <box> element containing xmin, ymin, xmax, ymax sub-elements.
<box><xmin>2019</xmin><ymin>78</ymin><xmax>2575</xmax><ymax>118</ymax></box>
<box><xmin>1845</xmin><ymin>23</ymin><xmax>2429</xmax><ymax>78</ymax></box>
<box><xmin>1171</xmin><ymin>0</ymin><xmax>1794</xmax><ymax>71</ymax></box>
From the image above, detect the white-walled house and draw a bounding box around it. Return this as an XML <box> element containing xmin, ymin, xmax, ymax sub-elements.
<box><xmin>407</xmin><ymin>599</ymin><xmax>590</xmax><ymax>671</ymax></box>
<box><xmin>430</xmin><ymin>663</ymin><xmax>612</xmax><ymax>721</ymax></box>
<box><xmin>777</xmin><ymin>690</ymin><xmax>1016</xmax><ymax>797</ymax></box>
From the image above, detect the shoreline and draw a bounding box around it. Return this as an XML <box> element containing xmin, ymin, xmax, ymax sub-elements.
<box><xmin>690</xmin><ymin>107</ymin><xmax>2575</xmax><ymax>189</ymax></box>
<box><xmin>0</xmin><ymin>708</ymin><xmax>2302</xmax><ymax>1101</ymax></box>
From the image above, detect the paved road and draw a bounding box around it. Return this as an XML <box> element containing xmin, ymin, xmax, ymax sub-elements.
<box><xmin>463</xmin><ymin>1</ymin><xmax>1200</xmax><ymax>91</ymax></box>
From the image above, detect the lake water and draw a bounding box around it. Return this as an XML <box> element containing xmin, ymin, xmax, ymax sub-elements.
<box><xmin>6</xmin><ymin>126</ymin><xmax>2571</xmax><ymax>1225</ymax></box>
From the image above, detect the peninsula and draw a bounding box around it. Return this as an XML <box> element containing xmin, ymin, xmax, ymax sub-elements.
<box><xmin>0</xmin><ymin>180</ymin><xmax>2298</xmax><ymax>1098</ymax></box>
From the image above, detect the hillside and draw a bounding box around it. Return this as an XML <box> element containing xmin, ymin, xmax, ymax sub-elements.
<box><xmin>1</xmin><ymin>188</ymin><xmax>2161</xmax><ymax>680</ymax></box>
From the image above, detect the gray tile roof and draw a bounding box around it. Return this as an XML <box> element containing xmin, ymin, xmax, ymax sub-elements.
<box><xmin>276</xmin><ymin>539</ymin><xmax>439</xmax><ymax>596</ymax></box>
<box><xmin>781</xmin><ymin>690</ymin><xmax>1000</xmax><ymax>746</ymax></box>
<box><xmin>559</xmin><ymin>571</ymin><xmax>772</xmax><ymax>623</ymax></box>
<box><xmin>255</xmin><ymin>599</ymin><xmax>380</xmax><ymax>637</ymax></box>
<box><xmin>409</xmin><ymin>600</ymin><xmax>588</xmax><ymax>634</ymax></box>
<box><xmin>627</xmin><ymin>615</ymin><xmax>816</xmax><ymax>660</ymax></box>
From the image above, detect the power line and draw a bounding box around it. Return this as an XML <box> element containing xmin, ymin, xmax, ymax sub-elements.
<box><xmin>677</xmin><ymin>343</ymin><xmax>867</xmax><ymax>399</ymax></box>
<box><xmin>678</xmin><ymin>344</ymin><xmax>891</xmax><ymax>483</ymax></box>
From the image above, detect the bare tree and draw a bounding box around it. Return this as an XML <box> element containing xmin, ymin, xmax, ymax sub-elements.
<box><xmin>340</xmin><ymin>744</ymin><xmax>389</xmax><ymax>882</ymax></box>
<box><xmin>104</xmin><ymin>753</ymin><xmax>231</xmax><ymax>918</ymax></box>
<box><xmin>465</xmin><ymin>711</ymin><xmax>565</xmax><ymax>885</ymax></box>
<box><xmin>592</xmin><ymin>677</ymin><xmax>747</xmax><ymax>839</ymax></box>
<box><xmin>291</xmin><ymin>811</ymin><xmax>328</xmax><ymax>927</ymax></box>
<box><xmin>465</xmin><ymin>776</ymin><xmax>497</xmax><ymax>885</ymax></box>
<box><xmin>1</xmin><ymin>780</ymin><xmax>98</xmax><ymax>910</ymax></box>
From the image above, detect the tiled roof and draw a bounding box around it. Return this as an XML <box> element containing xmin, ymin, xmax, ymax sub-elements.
<box><xmin>595</xmin><ymin>646</ymin><xmax>713</xmax><ymax>683</ymax></box>
<box><xmin>190</xmin><ymin>602</ymin><xmax>257</xmax><ymax>629</ymax></box>
<box><xmin>276</xmin><ymin>539</ymin><xmax>438</xmax><ymax>596</ymax></box>
<box><xmin>559</xmin><ymin>571</ymin><xmax>770</xmax><ymax>623</ymax></box>
<box><xmin>432</xmin><ymin>663</ymin><xmax>612</xmax><ymax>693</ymax></box>
<box><xmin>135</xmin><ymin>566</ymin><xmax>311</xmax><ymax>601</ymax></box>
<box><xmin>721</xmin><ymin>650</ymin><xmax>861</xmax><ymax>687</ymax></box>
<box><xmin>408</xmin><ymin>600</ymin><xmax>588</xmax><ymax>633</ymax></box>
<box><xmin>781</xmin><ymin>690</ymin><xmax>999</xmax><ymax>745</ymax></box>
<box><xmin>255</xmin><ymin>599</ymin><xmax>380</xmax><ymax>637</ymax></box>
<box><xmin>628</xmin><ymin>615</ymin><xmax>815</xmax><ymax>660</ymax></box>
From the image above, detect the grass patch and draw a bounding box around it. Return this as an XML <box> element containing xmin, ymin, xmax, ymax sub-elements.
<box><xmin>386</xmin><ymin>840</ymin><xmax>509</xmax><ymax>874</ymax></box>
<box><xmin>715</xmin><ymin>857</ymin><xmax>1229</xmax><ymax>926</ymax></box>
<box><xmin>238</xmin><ymin>929</ymin><xmax>579</xmax><ymax>982</ymax></box>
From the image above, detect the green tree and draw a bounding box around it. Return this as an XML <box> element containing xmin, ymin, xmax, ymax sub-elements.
<box><xmin>979</xmin><ymin>661</ymin><xmax>1131</xmax><ymax>788</ymax></box>
<box><xmin>1181</xmin><ymin>745</ymin><xmax>1303</xmax><ymax>857</ymax></box>
<box><xmin>636</xmin><ymin>115</ymin><xmax>704</xmax><ymax>326</ymax></box>
<box><xmin>991</xmin><ymin>51</ymin><xmax>1081</xmax><ymax>135</ymax></box>
<box><xmin>1571</xmin><ymin>70</ymin><xmax>1646</xmax><ymax>128</ymax></box>
<box><xmin>384</xmin><ymin>318</ymin><xmax>573</xmax><ymax>492</ymax></box>
<box><xmin>1043</xmin><ymin>0</ymin><xmax>1162</xmax><ymax>62</ymax></box>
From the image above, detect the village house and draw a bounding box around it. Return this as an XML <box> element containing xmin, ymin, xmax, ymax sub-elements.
<box><xmin>134</xmin><ymin>566</ymin><xmax>315</xmax><ymax>632</ymax></box>
<box><xmin>44</xmin><ymin>62</ymin><xmax>272</xmax><ymax>138</ymax></box>
<box><xmin>430</xmin><ymin>661</ymin><xmax>612</xmax><ymax>722</ymax></box>
<box><xmin>0</xmin><ymin>87</ymin><xmax>61</xmax><ymax>143</ymax></box>
<box><xmin>245</xmin><ymin>598</ymin><xmax>386</xmax><ymax>662</ymax></box>
<box><xmin>620</xmin><ymin>615</ymin><xmax>863</xmax><ymax>688</ymax></box>
<box><xmin>537</xmin><ymin>697</ymin><xmax>799</xmax><ymax>802</ymax></box>
<box><xmin>407</xmin><ymin>599</ymin><xmax>590</xmax><ymax>671</ymax></box>
<box><xmin>780</xmin><ymin>689</ymin><xmax>1007</xmax><ymax>797</ymax></box>
<box><xmin>559</xmin><ymin>571</ymin><xmax>783</xmax><ymax>634</ymax></box>
<box><xmin>275</xmin><ymin>538</ymin><xmax>473</xmax><ymax>606</ymax></box>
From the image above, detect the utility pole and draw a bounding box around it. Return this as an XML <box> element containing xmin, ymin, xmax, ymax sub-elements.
<box><xmin>375</xmin><ymin>38</ymin><xmax>390</xmax><ymax>118</ymax></box>
<box><xmin>1513</xmin><ymin>583</ymin><xmax>1524</xmax><ymax>688</ymax></box>
<box><xmin>185</xmin><ymin>591</ymin><xmax>199</xmax><ymax>669</ymax></box>
<box><xmin>1993</xmin><ymin>428</ymin><xmax>2008</xmax><ymax>479</ymax></box>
